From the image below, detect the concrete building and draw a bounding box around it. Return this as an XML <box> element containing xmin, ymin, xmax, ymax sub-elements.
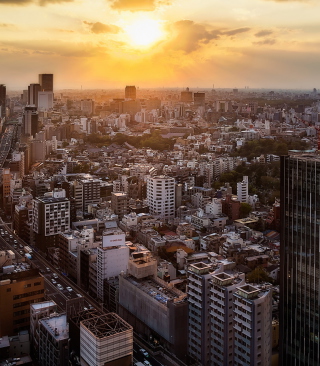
<box><xmin>119</xmin><ymin>273</ymin><xmax>188</xmax><ymax>360</ymax></box>
<box><xmin>80</xmin><ymin>313</ymin><xmax>133</xmax><ymax>366</ymax></box>
<box><xmin>125</xmin><ymin>85</ymin><xmax>136</xmax><ymax>100</ymax></box>
<box><xmin>147</xmin><ymin>175</ymin><xmax>175</xmax><ymax>221</ymax></box>
<box><xmin>39</xmin><ymin>73</ymin><xmax>53</xmax><ymax>92</ymax></box>
<box><xmin>32</xmin><ymin>189</ymin><xmax>70</xmax><ymax>251</ymax></box>
<box><xmin>233</xmin><ymin>284</ymin><xmax>272</xmax><ymax>366</ymax></box>
<box><xmin>111</xmin><ymin>192</ymin><xmax>129</xmax><ymax>219</ymax></box>
<box><xmin>30</xmin><ymin>301</ymin><xmax>57</xmax><ymax>355</ymax></box>
<box><xmin>28</xmin><ymin>83</ymin><xmax>41</xmax><ymax>107</ymax></box>
<box><xmin>237</xmin><ymin>175</ymin><xmax>249</xmax><ymax>203</ymax></box>
<box><xmin>0</xmin><ymin>84</ymin><xmax>6</xmax><ymax>118</ymax></box>
<box><xmin>38</xmin><ymin>313</ymin><xmax>69</xmax><ymax>366</ymax></box>
<box><xmin>0</xmin><ymin>266</ymin><xmax>45</xmax><ymax>337</ymax></box>
<box><xmin>38</xmin><ymin>91</ymin><xmax>53</xmax><ymax>111</ymax></box>
<box><xmin>188</xmin><ymin>262</ymin><xmax>213</xmax><ymax>365</ymax></box>
<box><xmin>80</xmin><ymin>99</ymin><xmax>95</xmax><ymax>115</ymax></box>
<box><xmin>210</xmin><ymin>272</ymin><xmax>245</xmax><ymax>365</ymax></box>
<box><xmin>96</xmin><ymin>228</ymin><xmax>129</xmax><ymax>301</ymax></box>
<box><xmin>72</xmin><ymin>178</ymin><xmax>101</xmax><ymax>213</ymax></box>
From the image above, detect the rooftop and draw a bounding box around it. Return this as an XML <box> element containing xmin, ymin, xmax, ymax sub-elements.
<box><xmin>81</xmin><ymin>313</ymin><xmax>132</xmax><ymax>339</ymax></box>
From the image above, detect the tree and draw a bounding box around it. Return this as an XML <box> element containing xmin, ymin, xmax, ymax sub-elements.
<box><xmin>239</xmin><ymin>202</ymin><xmax>252</xmax><ymax>218</ymax></box>
<box><xmin>246</xmin><ymin>266</ymin><xmax>273</xmax><ymax>284</ymax></box>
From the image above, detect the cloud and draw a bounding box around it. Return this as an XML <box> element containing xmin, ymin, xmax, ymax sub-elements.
<box><xmin>164</xmin><ymin>21</ymin><xmax>251</xmax><ymax>54</ymax></box>
<box><xmin>109</xmin><ymin>0</ymin><xmax>169</xmax><ymax>12</ymax></box>
<box><xmin>83</xmin><ymin>21</ymin><xmax>121</xmax><ymax>34</ymax></box>
<box><xmin>255</xmin><ymin>30</ymin><xmax>273</xmax><ymax>37</ymax></box>
<box><xmin>0</xmin><ymin>0</ymin><xmax>73</xmax><ymax>5</ymax></box>
<box><xmin>1</xmin><ymin>39</ymin><xmax>109</xmax><ymax>57</ymax></box>
<box><xmin>254</xmin><ymin>38</ymin><xmax>276</xmax><ymax>45</ymax></box>
<box><xmin>222</xmin><ymin>27</ymin><xmax>251</xmax><ymax>36</ymax></box>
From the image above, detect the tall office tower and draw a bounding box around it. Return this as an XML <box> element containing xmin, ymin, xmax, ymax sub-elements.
<box><xmin>237</xmin><ymin>175</ymin><xmax>249</xmax><ymax>203</ymax></box>
<box><xmin>0</xmin><ymin>84</ymin><xmax>6</xmax><ymax>118</ymax></box>
<box><xmin>147</xmin><ymin>175</ymin><xmax>175</xmax><ymax>220</ymax></box>
<box><xmin>23</xmin><ymin>106</ymin><xmax>38</xmax><ymax>137</ymax></box>
<box><xmin>39</xmin><ymin>73</ymin><xmax>53</xmax><ymax>91</ymax></box>
<box><xmin>125</xmin><ymin>85</ymin><xmax>136</xmax><ymax>99</ymax></box>
<box><xmin>280</xmin><ymin>153</ymin><xmax>320</xmax><ymax>365</ymax></box>
<box><xmin>28</xmin><ymin>83</ymin><xmax>41</xmax><ymax>107</ymax></box>
<box><xmin>181</xmin><ymin>87</ymin><xmax>193</xmax><ymax>103</ymax></box>
<box><xmin>194</xmin><ymin>91</ymin><xmax>205</xmax><ymax>106</ymax></box>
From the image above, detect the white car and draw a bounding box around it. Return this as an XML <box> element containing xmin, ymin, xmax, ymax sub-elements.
<box><xmin>66</xmin><ymin>286</ymin><xmax>72</xmax><ymax>292</ymax></box>
<box><xmin>139</xmin><ymin>349</ymin><xmax>149</xmax><ymax>358</ymax></box>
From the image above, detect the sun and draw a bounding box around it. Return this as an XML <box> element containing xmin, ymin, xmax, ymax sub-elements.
<box><xmin>124</xmin><ymin>17</ymin><xmax>164</xmax><ymax>48</ymax></box>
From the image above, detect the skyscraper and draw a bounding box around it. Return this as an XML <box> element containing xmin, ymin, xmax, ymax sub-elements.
<box><xmin>0</xmin><ymin>84</ymin><xmax>6</xmax><ymax>118</ymax></box>
<box><xmin>28</xmin><ymin>83</ymin><xmax>41</xmax><ymax>107</ymax></box>
<box><xmin>280</xmin><ymin>153</ymin><xmax>320</xmax><ymax>365</ymax></box>
<box><xmin>125</xmin><ymin>85</ymin><xmax>136</xmax><ymax>99</ymax></box>
<box><xmin>39</xmin><ymin>73</ymin><xmax>53</xmax><ymax>91</ymax></box>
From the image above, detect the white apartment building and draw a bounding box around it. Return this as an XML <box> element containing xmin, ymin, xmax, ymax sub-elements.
<box><xmin>237</xmin><ymin>176</ymin><xmax>249</xmax><ymax>203</ymax></box>
<box><xmin>96</xmin><ymin>228</ymin><xmax>129</xmax><ymax>301</ymax></box>
<box><xmin>147</xmin><ymin>175</ymin><xmax>175</xmax><ymax>220</ymax></box>
<box><xmin>210</xmin><ymin>272</ymin><xmax>245</xmax><ymax>366</ymax></box>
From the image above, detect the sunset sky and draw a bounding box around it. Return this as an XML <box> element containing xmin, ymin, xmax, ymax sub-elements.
<box><xmin>0</xmin><ymin>0</ymin><xmax>320</xmax><ymax>90</ymax></box>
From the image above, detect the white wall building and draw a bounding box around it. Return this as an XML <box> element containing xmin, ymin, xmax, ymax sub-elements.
<box><xmin>147</xmin><ymin>175</ymin><xmax>175</xmax><ymax>221</ymax></box>
<box><xmin>96</xmin><ymin>229</ymin><xmax>129</xmax><ymax>301</ymax></box>
<box><xmin>237</xmin><ymin>176</ymin><xmax>249</xmax><ymax>203</ymax></box>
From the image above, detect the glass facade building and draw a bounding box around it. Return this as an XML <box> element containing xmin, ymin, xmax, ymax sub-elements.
<box><xmin>280</xmin><ymin>154</ymin><xmax>320</xmax><ymax>365</ymax></box>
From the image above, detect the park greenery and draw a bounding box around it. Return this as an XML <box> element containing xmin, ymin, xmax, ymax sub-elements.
<box><xmin>232</xmin><ymin>138</ymin><xmax>310</xmax><ymax>161</ymax></box>
<box><xmin>84</xmin><ymin>131</ymin><xmax>175</xmax><ymax>151</ymax></box>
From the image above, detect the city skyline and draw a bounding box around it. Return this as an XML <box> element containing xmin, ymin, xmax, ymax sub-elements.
<box><xmin>1</xmin><ymin>0</ymin><xmax>320</xmax><ymax>90</ymax></box>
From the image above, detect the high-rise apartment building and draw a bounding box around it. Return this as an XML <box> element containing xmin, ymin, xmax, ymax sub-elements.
<box><xmin>187</xmin><ymin>261</ymin><xmax>272</xmax><ymax>366</ymax></box>
<box><xmin>72</xmin><ymin>178</ymin><xmax>101</xmax><ymax>212</ymax></box>
<box><xmin>125</xmin><ymin>85</ymin><xmax>136</xmax><ymax>99</ymax></box>
<box><xmin>147</xmin><ymin>175</ymin><xmax>175</xmax><ymax>220</ymax></box>
<box><xmin>280</xmin><ymin>153</ymin><xmax>320</xmax><ymax>365</ymax></box>
<box><xmin>0</xmin><ymin>84</ymin><xmax>6</xmax><ymax>118</ymax></box>
<box><xmin>38</xmin><ymin>73</ymin><xmax>53</xmax><ymax>92</ymax></box>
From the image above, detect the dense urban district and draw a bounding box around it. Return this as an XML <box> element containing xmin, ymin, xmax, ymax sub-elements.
<box><xmin>0</xmin><ymin>76</ymin><xmax>319</xmax><ymax>366</ymax></box>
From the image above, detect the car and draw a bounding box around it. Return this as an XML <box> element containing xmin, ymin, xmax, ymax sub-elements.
<box><xmin>53</xmin><ymin>273</ymin><xmax>58</xmax><ymax>278</ymax></box>
<box><xmin>46</xmin><ymin>267</ymin><xmax>51</xmax><ymax>272</ymax></box>
<box><xmin>77</xmin><ymin>293</ymin><xmax>82</xmax><ymax>297</ymax></box>
<box><xmin>14</xmin><ymin>240</ymin><xmax>17</xmax><ymax>243</ymax></box>
<box><xmin>139</xmin><ymin>349</ymin><xmax>149</xmax><ymax>358</ymax></box>
<box><xmin>66</xmin><ymin>286</ymin><xmax>72</xmax><ymax>292</ymax></box>
<box><xmin>57</xmin><ymin>284</ymin><xmax>64</xmax><ymax>290</ymax></box>
<box><xmin>143</xmin><ymin>361</ymin><xmax>151</xmax><ymax>366</ymax></box>
<box><xmin>51</xmin><ymin>279</ymin><xmax>57</xmax><ymax>284</ymax></box>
